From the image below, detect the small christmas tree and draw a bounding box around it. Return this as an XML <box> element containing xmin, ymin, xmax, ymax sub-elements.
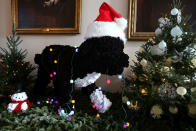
<box><xmin>0</xmin><ymin>25</ymin><xmax>35</xmax><ymax>96</ymax></box>
<box><xmin>124</xmin><ymin>0</ymin><xmax>196</xmax><ymax>130</ymax></box>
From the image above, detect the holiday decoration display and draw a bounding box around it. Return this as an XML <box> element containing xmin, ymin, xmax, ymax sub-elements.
<box><xmin>34</xmin><ymin>2</ymin><xmax>129</xmax><ymax>115</ymax></box>
<box><xmin>0</xmin><ymin>26</ymin><xmax>35</xmax><ymax>96</ymax></box>
<box><xmin>124</xmin><ymin>0</ymin><xmax>196</xmax><ymax>130</ymax></box>
<box><xmin>7</xmin><ymin>92</ymin><xmax>32</xmax><ymax>113</ymax></box>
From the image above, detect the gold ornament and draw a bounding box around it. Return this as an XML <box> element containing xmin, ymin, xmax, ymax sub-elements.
<box><xmin>140</xmin><ymin>59</ymin><xmax>148</xmax><ymax>67</ymax></box>
<box><xmin>128</xmin><ymin>101</ymin><xmax>139</xmax><ymax>110</ymax></box>
<box><xmin>130</xmin><ymin>72</ymin><xmax>137</xmax><ymax>80</ymax></box>
<box><xmin>176</xmin><ymin>87</ymin><xmax>187</xmax><ymax>96</ymax></box>
<box><xmin>166</xmin><ymin>57</ymin><xmax>172</xmax><ymax>66</ymax></box>
<box><xmin>169</xmin><ymin>106</ymin><xmax>178</xmax><ymax>114</ymax></box>
<box><xmin>191</xmin><ymin>57</ymin><xmax>196</xmax><ymax>68</ymax></box>
<box><xmin>161</xmin><ymin>78</ymin><xmax>166</xmax><ymax>83</ymax></box>
<box><xmin>191</xmin><ymin>88</ymin><xmax>196</xmax><ymax>92</ymax></box>
<box><xmin>140</xmin><ymin>88</ymin><xmax>148</xmax><ymax>95</ymax></box>
<box><xmin>139</xmin><ymin>47</ymin><xmax>145</xmax><ymax>53</ymax></box>
<box><xmin>152</xmin><ymin>85</ymin><xmax>159</xmax><ymax>91</ymax></box>
<box><xmin>151</xmin><ymin>105</ymin><xmax>163</xmax><ymax>119</ymax></box>
<box><xmin>139</xmin><ymin>76</ymin><xmax>145</xmax><ymax>82</ymax></box>
<box><xmin>161</xmin><ymin>66</ymin><xmax>170</xmax><ymax>73</ymax></box>
<box><xmin>188</xmin><ymin>104</ymin><xmax>196</xmax><ymax>115</ymax></box>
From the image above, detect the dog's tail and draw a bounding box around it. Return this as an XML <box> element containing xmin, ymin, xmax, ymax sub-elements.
<box><xmin>34</xmin><ymin>54</ymin><xmax>41</xmax><ymax>65</ymax></box>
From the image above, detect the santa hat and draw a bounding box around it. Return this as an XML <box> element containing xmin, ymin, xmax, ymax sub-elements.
<box><xmin>85</xmin><ymin>2</ymin><xmax>127</xmax><ymax>44</ymax></box>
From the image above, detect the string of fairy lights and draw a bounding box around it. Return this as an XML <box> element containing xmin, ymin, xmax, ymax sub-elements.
<box><xmin>36</xmin><ymin>46</ymin><xmax>130</xmax><ymax>128</ymax></box>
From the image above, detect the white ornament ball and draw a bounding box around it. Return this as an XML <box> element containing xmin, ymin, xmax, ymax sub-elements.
<box><xmin>177</xmin><ymin>37</ymin><xmax>182</xmax><ymax>42</ymax></box>
<box><xmin>140</xmin><ymin>58</ymin><xmax>148</xmax><ymax>67</ymax></box>
<box><xmin>177</xmin><ymin>15</ymin><xmax>182</xmax><ymax>24</ymax></box>
<box><xmin>155</xmin><ymin>28</ymin><xmax>162</xmax><ymax>36</ymax></box>
<box><xmin>171</xmin><ymin>8</ymin><xmax>179</xmax><ymax>15</ymax></box>
<box><xmin>171</xmin><ymin>26</ymin><xmax>183</xmax><ymax>38</ymax></box>
<box><xmin>176</xmin><ymin>87</ymin><xmax>187</xmax><ymax>96</ymax></box>
<box><xmin>191</xmin><ymin>57</ymin><xmax>196</xmax><ymax>68</ymax></box>
<box><xmin>150</xmin><ymin>45</ymin><xmax>165</xmax><ymax>56</ymax></box>
<box><xmin>158</xmin><ymin>17</ymin><xmax>166</xmax><ymax>25</ymax></box>
<box><xmin>158</xmin><ymin>40</ymin><xmax>167</xmax><ymax>49</ymax></box>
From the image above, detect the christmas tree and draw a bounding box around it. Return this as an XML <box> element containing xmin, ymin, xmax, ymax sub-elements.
<box><xmin>0</xmin><ymin>25</ymin><xmax>35</xmax><ymax>96</ymax></box>
<box><xmin>123</xmin><ymin>1</ymin><xmax>196</xmax><ymax>130</ymax></box>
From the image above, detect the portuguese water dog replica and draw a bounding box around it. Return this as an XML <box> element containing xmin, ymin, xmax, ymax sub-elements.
<box><xmin>34</xmin><ymin>2</ymin><xmax>129</xmax><ymax>116</ymax></box>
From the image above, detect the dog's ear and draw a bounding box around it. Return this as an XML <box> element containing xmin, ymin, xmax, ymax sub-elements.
<box><xmin>78</xmin><ymin>36</ymin><xmax>129</xmax><ymax>75</ymax></box>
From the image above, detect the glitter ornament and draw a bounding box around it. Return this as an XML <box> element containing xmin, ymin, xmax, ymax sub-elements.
<box><xmin>169</xmin><ymin>106</ymin><xmax>178</xmax><ymax>114</ymax></box>
<box><xmin>151</xmin><ymin>105</ymin><xmax>163</xmax><ymax>119</ymax></box>
<box><xmin>158</xmin><ymin>83</ymin><xmax>177</xmax><ymax>100</ymax></box>
<box><xmin>176</xmin><ymin>87</ymin><xmax>187</xmax><ymax>96</ymax></box>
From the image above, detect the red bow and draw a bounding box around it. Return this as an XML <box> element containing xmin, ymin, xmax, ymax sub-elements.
<box><xmin>11</xmin><ymin>99</ymin><xmax>33</xmax><ymax>114</ymax></box>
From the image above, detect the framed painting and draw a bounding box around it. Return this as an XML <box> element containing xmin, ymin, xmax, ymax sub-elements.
<box><xmin>11</xmin><ymin>0</ymin><xmax>81</xmax><ymax>34</ymax></box>
<box><xmin>127</xmin><ymin>0</ymin><xmax>196</xmax><ymax>41</ymax></box>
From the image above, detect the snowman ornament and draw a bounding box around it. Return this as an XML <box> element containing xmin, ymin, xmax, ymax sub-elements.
<box><xmin>7</xmin><ymin>92</ymin><xmax>32</xmax><ymax>113</ymax></box>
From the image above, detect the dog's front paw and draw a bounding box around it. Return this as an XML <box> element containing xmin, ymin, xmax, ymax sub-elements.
<box><xmin>90</xmin><ymin>89</ymin><xmax>112</xmax><ymax>113</ymax></box>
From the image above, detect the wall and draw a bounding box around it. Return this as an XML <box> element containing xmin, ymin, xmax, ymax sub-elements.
<box><xmin>0</xmin><ymin>0</ymin><xmax>144</xmax><ymax>92</ymax></box>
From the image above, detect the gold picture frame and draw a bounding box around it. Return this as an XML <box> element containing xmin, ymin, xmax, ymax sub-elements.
<box><xmin>127</xmin><ymin>0</ymin><xmax>196</xmax><ymax>41</ymax></box>
<box><xmin>11</xmin><ymin>0</ymin><xmax>81</xmax><ymax>34</ymax></box>
<box><xmin>127</xmin><ymin>0</ymin><xmax>154</xmax><ymax>41</ymax></box>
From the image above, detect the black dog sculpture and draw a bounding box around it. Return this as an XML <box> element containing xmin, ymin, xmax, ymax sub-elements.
<box><xmin>34</xmin><ymin>36</ymin><xmax>129</xmax><ymax>113</ymax></box>
<box><xmin>34</xmin><ymin>2</ymin><xmax>129</xmax><ymax>115</ymax></box>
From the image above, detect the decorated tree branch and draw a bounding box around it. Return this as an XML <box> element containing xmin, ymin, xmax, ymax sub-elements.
<box><xmin>0</xmin><ymin>25</ymin><xmax>35</xmax><ymax>97</ymax></box>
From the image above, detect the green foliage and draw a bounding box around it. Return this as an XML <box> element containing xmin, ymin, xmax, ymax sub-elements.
<box><xmin>0</xmin><ymin>92</ymin><xmax>131</xmax><ymax>131</ymax></box>
<box><xmin>0</xmin><ymin>26</ymin><xmax>35</xmax><ymax>96</ymax></box>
